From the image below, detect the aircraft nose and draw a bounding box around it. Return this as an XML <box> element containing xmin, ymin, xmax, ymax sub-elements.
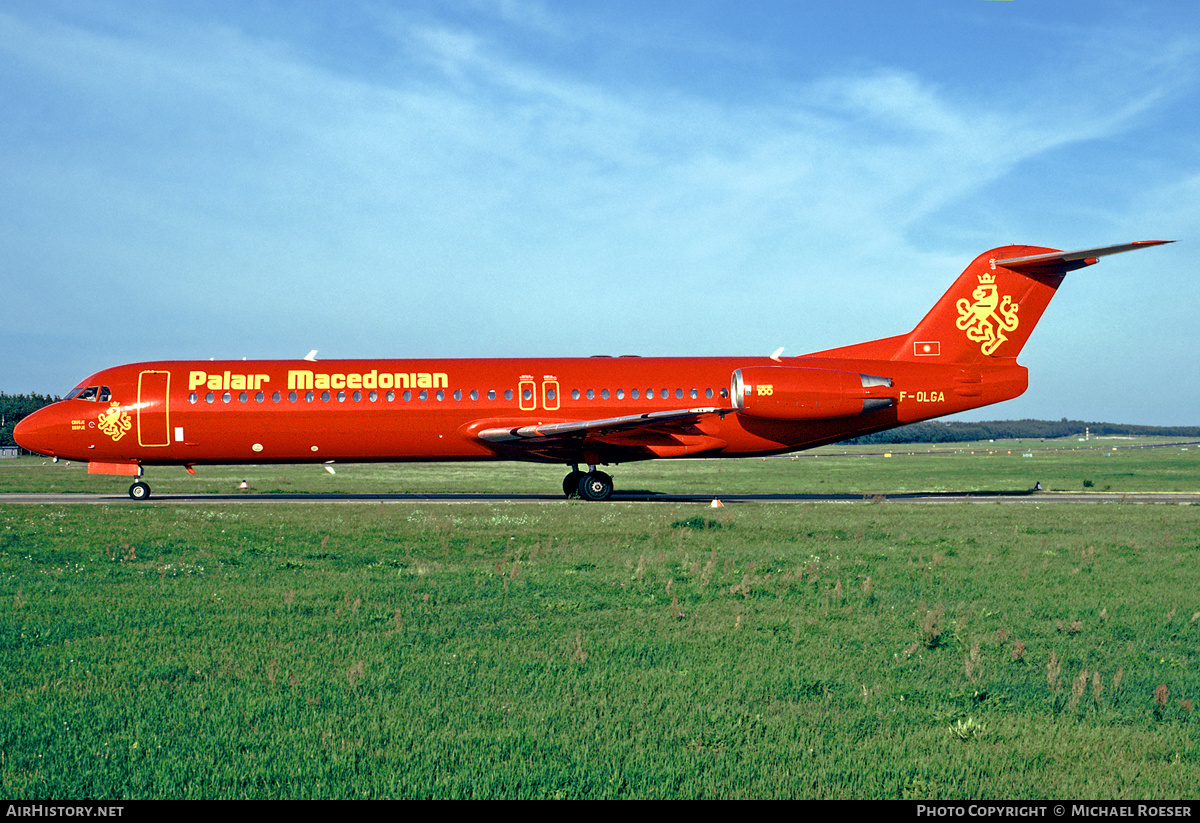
<box><xmin>13</xmin><ymin>407</ymin><xmax>58</xmax><ymax>457</ymax></box>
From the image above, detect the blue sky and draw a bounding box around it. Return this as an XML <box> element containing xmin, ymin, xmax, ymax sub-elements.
<box><xmin>2</xmin><ymin>0</ymin><xmax>1197</xmax><ymax>425</ymax></box>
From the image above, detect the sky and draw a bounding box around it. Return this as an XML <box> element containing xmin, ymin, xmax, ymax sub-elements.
<box><xmin>1</xmin><ymin>0</ymin><xmax>1197</xmax><ymax>425</ymax></box>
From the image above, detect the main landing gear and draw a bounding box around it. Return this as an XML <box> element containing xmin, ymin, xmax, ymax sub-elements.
<box><xmin>563</xmin><ymin>465</ymin><xmax>614</xmax><ymax>501</ymax></box>
<box><xmin>128</xmin><ymin>481</ymin><xmax>151</xmax><ymax>501</ymax></box>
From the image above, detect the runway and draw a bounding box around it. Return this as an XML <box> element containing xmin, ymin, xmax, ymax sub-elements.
<box><xmin>2</xmin><ymin>491</ymin><xmax>1198</xmax><ymax>505</ymax></box>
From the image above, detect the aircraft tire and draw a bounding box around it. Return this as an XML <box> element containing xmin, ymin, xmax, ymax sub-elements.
<box><xmin>129</xmin><ymin>481</ymin><xmax>151</xmax><ymax>501</ymax></box>
<box><xmin>562</xmin><ymin>470</ymin><xmax>585</xmax><ymax>498</ymax></box>
<box><xmin>577</xmin><ymin>471</ymin><xmax>613</xmax><ymax>502</ymax></box>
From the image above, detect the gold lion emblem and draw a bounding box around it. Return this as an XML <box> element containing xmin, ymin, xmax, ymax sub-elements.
<box><xmin>97</xmin><ymin>402</ymin><xmax>132</xmax><ymax>442</ymax></box>
<box><xmin>956</xmin><ymin>274</ymin><xmax>1019</xmax><ymax>356</ymax></box>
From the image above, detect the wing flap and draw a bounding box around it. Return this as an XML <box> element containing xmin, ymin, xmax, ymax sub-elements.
<box><xmin>476</xmin><ymin>407</ymin><xmax>732</xmax><ymax>443</ymax></box>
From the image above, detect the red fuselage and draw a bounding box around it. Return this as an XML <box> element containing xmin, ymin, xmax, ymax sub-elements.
<box><xmin>14</xmin><ymin>354</ymin><xmax>1024</xmax><ymax>468</ymax></box>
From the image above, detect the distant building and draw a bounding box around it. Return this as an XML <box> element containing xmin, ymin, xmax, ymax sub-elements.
<box><xmin>0</xmin><ymin>447</ymin><xmax>20</xmax><ymax>459</ymax></box>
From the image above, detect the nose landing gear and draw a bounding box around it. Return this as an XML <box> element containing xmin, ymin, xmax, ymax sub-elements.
<box><xmin>128</xmin><ymin>481</ymin><xmax>151</xmax><ymax>501</ymax></box>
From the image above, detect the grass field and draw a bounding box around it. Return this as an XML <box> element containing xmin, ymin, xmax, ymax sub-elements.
<box><xmin>2</xmin><ymin>440</ymin><xmax>1199</xmax><ymax>798</ymax></box>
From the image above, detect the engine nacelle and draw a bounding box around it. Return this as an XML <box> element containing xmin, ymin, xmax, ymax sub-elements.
<box><xmin>731</xmin><ymin>367</ymin><xmax>894</xmax><ymax>420</ymax></box>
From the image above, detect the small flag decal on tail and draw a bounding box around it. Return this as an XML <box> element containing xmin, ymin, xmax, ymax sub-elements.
<box><xmin>913</xmin><ymin>341</ymin><xmax>941</xmax><ymax>356</ymax></box>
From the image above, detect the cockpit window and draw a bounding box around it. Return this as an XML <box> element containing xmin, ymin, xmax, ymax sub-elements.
<box><xmin>66</xmin><ymin>385</ymin><xmax>111</xmax><ymax>402</ymax></box>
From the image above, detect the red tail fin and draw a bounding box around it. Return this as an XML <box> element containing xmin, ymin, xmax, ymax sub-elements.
<box><xmin>898</xmin><ymin>245</ymin><xmax>1061</xmax><ymax>364</ymax></box>
<box><xmin>894</xmin><ymin>241</ymin><xmax>1171</xmax><ymax>364</ymax></box>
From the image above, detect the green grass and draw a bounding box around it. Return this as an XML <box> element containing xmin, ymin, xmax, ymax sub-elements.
<box><xmin>3</xmin><ymin>488</ymin><xmax>1200</xmax><ymax>798</ymax></box>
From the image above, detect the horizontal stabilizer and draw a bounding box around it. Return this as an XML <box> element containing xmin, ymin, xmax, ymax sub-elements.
<box><xmin>995</xmin><ymin>241</ymin><xmax>1173</xmax><ymax>274</ymax></box>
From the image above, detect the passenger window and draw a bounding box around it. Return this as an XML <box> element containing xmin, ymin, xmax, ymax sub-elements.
<box><xmin>369</xmin><ymin>390</ymin><xmax>377</xmax><ymax>402</ymax></box>
<box><xmin>706</xmin><ymin>388</ymin><xmax>713</xmax><ymax>399</ymax></box>
<box><xmin>256</xmin><ymin>392</ymin><xmax>265</xmax><ymax>403</ymax></box>
<box><xmin>288</xmin><ymin>391</ymin><xmax>297</xmax><ymax>402</ymax></box>
<box><xmin>436</xmin><ymin>390</ymin><xmax>444</xmax><ymax>401</ymax></box>
<box><xmin>690</xmin><ymin>388</ymin><xmax>697</xmax><ymax>399</ymax></box>
<box><xmin>504</xmin><ymin>390</ymin><xmax>513</xmax><ymax>401</ymax></box>
<box><xmin>239</xmin><ymin>392</ymin><xmax>248</xmax><ymax>403</ymax></box>
<box><xmin>403</xmin><ymin>390</ymin><xmax>412</xmax><ymax>402</ymax></box>
<box><xmin>488</xmin><ymin>390</ymin><xmax>496</xmax><ymax>401</ymax></box>
<box><xmin>470</xmin><ymin>390</ymin><xmax>478</xmax><ymax>401</ymax></box>
<box><xmin>322</xmin><ymin>391</ymin><xmax>331</xmax><ymax>402</ymax></box>
<box><xmin>352</xmin><ymin>391</ymin><xmax>361</xmax><ymax>402</ymax></box>
<box><xmin>616</xmin><ymin>389</ymin><xmax>624</xmax><ymax>399</ymax></box>
<box><xmin>601</xmin><ymin>389</ymin><xmax>609</xmax><ymax>399</ymax></box>
<box><xmin>189</xmin><ymin>392</ymin><xmax>198</xmax><ymax>404</ymax></box>
<box><xmin>586</xmin><ymin>389</ymin><xmax>594</xmax><ymax>399</ymax></box>
<box><xmin>572</xmin><ymin>389</ymin><xmax>580</xmax><ymax>400</ymax></box>
<box><xmin>222</xmin><ymin>392</ymin><xmax>232</xmax><ymax>403</ymax></box>
<box><xmin>419</xmin><ymin>390</ymin><xmax>428</xmax><ymax>401</ymax></box>
<box><xmin>386</xmin><ymin>390</ymin><xmax>395</xmax><ymax>401</ymax></box>
<box><xmin>274</xmin><ymin>392</ymin><xmax>282</xmax><ymax>402</ymax></box>
<box><xmin>206</xmin><ymin>392</ymin><xmax>215</xmax><ymax>403</ymax></box>
<box><xmin>631</xmin><ymin>389</ymin><xmax>639</xmax><ymax>399</ymax></box>
<box><xmin>453</xmin><ymin>390</ymin><xmax>461</xmax><ymax>401</ymax></box>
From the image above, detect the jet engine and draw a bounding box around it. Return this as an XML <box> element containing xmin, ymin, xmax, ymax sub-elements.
<box><xmin>731</xmin><ymin>367</ymin><xmax>894</xmax><ymax>420</ymax></box>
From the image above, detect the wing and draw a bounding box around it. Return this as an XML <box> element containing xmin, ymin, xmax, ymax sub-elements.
<box><xmin>468</xmin><ymin>407</ymin><xmax>737</xmax><ymax>462</ymax></box>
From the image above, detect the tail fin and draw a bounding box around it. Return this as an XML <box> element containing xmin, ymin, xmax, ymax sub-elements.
<box><xmin>895</xmin><ymin>241</ymin><xmax>1171</xmax><ymax>364</ymax></box>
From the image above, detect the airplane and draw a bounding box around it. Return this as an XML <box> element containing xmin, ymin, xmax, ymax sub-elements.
<box><xmin>14</xmin><ymin>240</ymin><xmax>1171</xmax><ymax>501</ymax></box>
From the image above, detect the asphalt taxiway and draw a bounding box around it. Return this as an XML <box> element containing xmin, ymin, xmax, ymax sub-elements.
<box><xmin>1</xmin><ymin>491</ymin><xmax>1198</xmax><ymax>505</ymax></box>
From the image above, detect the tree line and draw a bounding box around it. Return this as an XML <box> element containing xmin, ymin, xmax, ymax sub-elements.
<box><xmin>1</xmin><ymin>393</ymin><xmax>61</xmax><ymax>448</ymax></box>
<box><xmin>844</xmin><ymin>418</ymin><xmax>1200</xmax><ymax>445</ymax></box>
